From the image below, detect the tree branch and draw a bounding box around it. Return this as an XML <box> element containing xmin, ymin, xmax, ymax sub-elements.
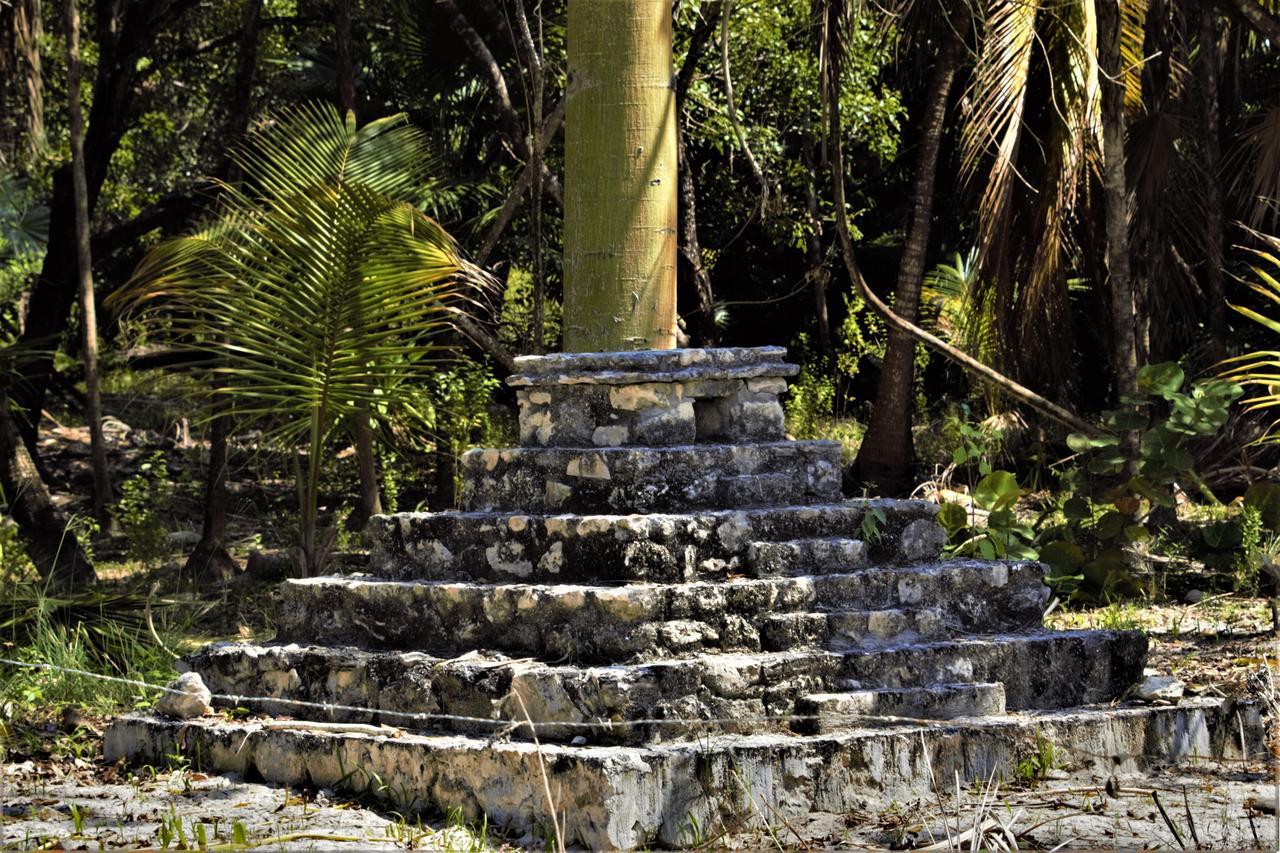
<box><xmin>1213</xmin><ymin>0</ymin><xmax>1280</xmax><ymax>43</ymax></box>
<box><xmin>824</xmin><ymin>89</ymin><xmax>1097</xmax><ymax>437</ymax></box>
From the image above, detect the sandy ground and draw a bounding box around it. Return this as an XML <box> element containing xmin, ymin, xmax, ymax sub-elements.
<box><xmin>2</xmin><ymin>743</ymin><xmax>1278</xmax><ymax>850</ymax></box>
<box><xmin>1</xmin><ymin>758</ymin><xmax>492</xmax><ymax>851</ymax></box>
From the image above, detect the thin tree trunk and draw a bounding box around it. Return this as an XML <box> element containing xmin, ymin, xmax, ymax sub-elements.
<box><xmin>803</xmin><ymin>136</ymin><xmax>833</xmax><ymax>362</ymax></box>
<box><xmin>563</xmin><ymin>0</ymin><xmax>677</xmax><ymax>352</ymax></box>
<box><xmin>476</xmin><ymin>98</ymin><xmax>566</xmax><ymax>267</ymax></box>
<box><xmin>14</xmin><ymin>0</ymin><xmax>191</xmax><ymax>448</ymax></box>
<box><xmin>330</xmin><ymin>0</ymin><xmax>382</xmax><ymax>530</ymax></box>
<box><xmin>334</xmin><ymin>0</ymin><xmax>355</xmax><ymax>114</ymax></box>
<box><xmin>1098</xmin><ymin>0</ymin><xmax>1140</xmax><ymax>408</ymax></box>
<box><xmin>0</xmin><ymin>391</ymin><xmax>96</xmax><ymax>590</ymax></box>
<box><xmin>185</xmin><ymin>0</ymin><xmax>263</xmax><ymax>582</ymax></box>
<box><xmin>675</xmin><ymin>2</ymin><xmax>721</xmax><ymax>347</ymax></box>
<box><xmin>431</xmin><ymin>423</ymin><xmax>457</xmax><ymax>510</ymax></box>
<box><xmin>720</xmin><ymin>0</ymin><xmax>768</xmax><ymax>207</ymax></box>
<box><xmin>854</xmin><ymin>11</ymin><xmax>967</xmax><ymax>493</ymax></box>
<box><xmin>513</xmin><ymin>0</ymin><xmax>545</xmax><ymax>353</ymax></box>
<box><xmin>65</xmin><ymin>0</ymin><xmax>111</xmax><ymax>524</ymax></box>
<box><xmin>1199</xmin><ymin>5</ymin><xmax>1227</xmax><ymax>354</ymax></box>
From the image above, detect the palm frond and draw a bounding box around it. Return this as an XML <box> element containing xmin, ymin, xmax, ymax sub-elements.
<box><xmin>1226</xmin><ymin>106</ymin><xmax>1280</xmax><ymax>230</ymax></box>
<box><xmin>114</xmin><ymin>103</ymin><xmax>479</xmax><ymax>445</ymax></box>
<box><xmin>1220</xmin><ymin>236</ymin><xmax>1280</xmax><ymax>443</ymax></box>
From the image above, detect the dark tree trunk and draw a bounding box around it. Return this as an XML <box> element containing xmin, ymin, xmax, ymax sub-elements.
<box><xmin>0</xmin><ymin>392</ymin><xmax>95</xmax><ymax>590</ymax></box>
<box><xmin>803</xmin><ymin>136</ymin><xmax>833</xmax><ymax>362</ymax></box>
<box><xmin>65</xmin><ymin>0</ymin><xmax>112</xmax><ymax>524</ymax></box>
<box><xmin>432</xmin><ymin>425</ymin><xmax>457</xmax><ymax>511</ymax></box>
<box><xmin>13</xmin><ymin>0</ymin><xmax>193</xmax><ymax>447</ymax></box>
<box><xmin>853</xmin><ymin>10</ymin><xmax>967</xmax><ymax>494</ymax></box>
<box><xmin>1098</xmin><ymin>0</ymin><xmax>1140</xmax><ymax>406</ymax></box>
<box><xmin>334</xmin><ymin>0</ymin><xmax>355</xmax><ymax>113</ymax></box>
<box><xmin>186</xmin><ymin>0</ymin><xmax>264</xmax><ymax>582</ymax></box>
<box><xmin>1199</xmin><ymin>5</ymin><xmax>1227</xmax><ymax>354</ymax></box>
<box><xmin>675</xmin><ymin>3</ymin><xmax>721</xmax><ymax>347</ymax></box>
<box><xmin>185</xmin><ymin>402</ymin><xmax>236</xmax><ymax>581</ymax></box>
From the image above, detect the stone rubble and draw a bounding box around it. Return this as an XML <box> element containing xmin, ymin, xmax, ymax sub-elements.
<box><xmin>105</xmin><ymin>346</ymin><xmax>1258</xmax><ymax>849</ymax></box>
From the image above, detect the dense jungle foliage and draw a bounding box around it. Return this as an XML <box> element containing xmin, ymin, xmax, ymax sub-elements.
<box><xmin>0</xmin><ymin>0</ymin><xmax>1279</xmax><ymax>721</ymax></box>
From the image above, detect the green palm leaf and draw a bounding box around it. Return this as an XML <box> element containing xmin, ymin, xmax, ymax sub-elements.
<box><xmin>111</xmin><ymin>103</ymin><xmax>484</xmax><ymax>573</ymax></box>
<box><xmin>1219</xmin><ymin>234</ymin><xmax>1280</xmax><ymax>444</ymax></box>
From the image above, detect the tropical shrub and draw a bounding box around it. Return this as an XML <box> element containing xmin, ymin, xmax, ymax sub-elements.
<box><xmin>112</xmin><ymin>104</ymin><xmax>482</xmax><ymax>574</ymax></box>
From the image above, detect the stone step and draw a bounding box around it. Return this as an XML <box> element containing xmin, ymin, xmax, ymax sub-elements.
<box><xmin>509</xmin><ymin>348</ymin><xmax>797</xmax><ymax>448</ymax></box>
<box><xmin>275</xmin><ymin>575</ymin><xmax>824</xmax><ymax>663</ymax></box>
<box><xmin>190</xmin><ymin>629</ymin><xmax>1144</xmax><ymax>744</ymax></box>
<box><xmin>274</xmin><ymin>565</ymin><xmax>1047</xmax><ymax>664</ymax></box>
<box><xmin>792</xmin><ymin>683</ymin><xmax>1006</xmax><ymax>732</ymax></box>
<box><xmin>746</xmin><ymin>537</ymin><xmax>866</xmax><ymax>577</ymax></box>
<box><xmin>840</xmin><ymin>629</ymin><xmax>1149</xmax><ymax>711</ymax></box>
<box><xmin>458</xmin><ymin>441</ymin><xmax>842</xmax><ymax>514</ymax></box>
<box><xmin>183</xmin><ymin>643</ymin><xmax>843</xmax><ymax>745</ymax></box>
<box><xmin>810</xmin><ymin>560</ymin><xmax>1049</xmax><ymax>631</ymax></box>
<box><xmin>367</xmin><ymin>499</ymin><xmax>945</xmax><ymax>583</ymax></box>
<box><xmin>106</xmin><ymin>697</ymin><xmax>1263</xmax><ymax>849</ymax></box>
<box><xmin>761</xmin><ymin>607</ymin><xmax>951</xmax><ymax>652</ymax></box>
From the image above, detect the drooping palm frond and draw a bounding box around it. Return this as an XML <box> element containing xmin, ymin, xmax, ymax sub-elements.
<box><xmin>1119</xmin><ymin>0</ymin><xmax>1149</xmax><ymax>114</ymax></box>
<box><xmin>1219</xmin><ymin>232</ymin><xmax>1280</xmax><ymax>443</ymax></box>
<box><xmin>960</xmin><ymin>0</ymin><xmax>1108</xmax><ymax>390</ymax></box>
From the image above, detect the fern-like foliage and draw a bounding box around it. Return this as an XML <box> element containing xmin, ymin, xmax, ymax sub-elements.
<box><xmin>112</xmin><ymin>103</ymin><xmax>484</xmax><ymax>572</ymax></box>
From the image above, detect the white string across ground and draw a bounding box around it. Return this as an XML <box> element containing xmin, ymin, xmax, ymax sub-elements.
<box><xmin>0</xmin><ymin>655</ymin><xmax>1270</xmax><ymax>764</ymax></box>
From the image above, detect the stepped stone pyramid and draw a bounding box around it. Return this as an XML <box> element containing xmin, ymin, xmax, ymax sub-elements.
<box><xmin>108</xmin><ymin>347</ymin><xmax>1260</xmax><ymax>848</ymax></box>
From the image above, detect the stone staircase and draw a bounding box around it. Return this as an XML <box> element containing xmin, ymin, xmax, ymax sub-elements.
<box><xmin>106</xmin><ymin>347</ymin><xmax>1260</xmax><ymax>848</ymax></box>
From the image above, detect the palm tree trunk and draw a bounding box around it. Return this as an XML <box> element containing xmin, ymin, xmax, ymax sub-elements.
<box><xmin>853</xmin><ymin>11</ymin><xmax>966</xmax><ymax>493</ymax></box>
<box><xmin>0</xmin><ymin>391</ymin><xmax>96</xmax><ymax>590</ymax></box>
<box><xmin>1098</xmin><ymin>0</ymin><xmax>1139</xmax><ymax>405</ymax></box>
<box><xmin>65</xmin><ymin>0</ymin><xmax>111</xmax><ymax>524</ymax></box>
<box><xmin>563</xmin><ymin>0</ymin><xmax>677</xmax><ymax>352</ymax></box>
<box><xmin>15</xmin><ymin>0</ymin><xmax>45</xmax><ymax>162</ymax></box>
<box><xmin>1199</xmin><ymin>5</ymin><xmax>1227</xmax><ymax>354</ymax></box>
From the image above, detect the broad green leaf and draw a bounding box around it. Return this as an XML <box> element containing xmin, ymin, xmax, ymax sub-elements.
<box><xmin>973</xmin><ymin>470</ymin><xmax>1022</xmax><ymax>512</ymax></box>
<box><xmin>1137</xmin><ymin>362</ymin><xmax>1185</xmax><ymax>398</ymax></box>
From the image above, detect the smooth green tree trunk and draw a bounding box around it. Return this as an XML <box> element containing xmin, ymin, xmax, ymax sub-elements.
<box><xmin>563</xmin><ymin>0</ymin><xmax>678</xmax><ymax>352</ymax></box>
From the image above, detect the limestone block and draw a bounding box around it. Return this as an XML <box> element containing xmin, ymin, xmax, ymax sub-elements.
<box><xmin>609</xmin><ymin>382</ymin><xmax>681</xmax><ymax>411</ymax></box>
<box><xmin>632</xmin><ymin>400</ymin><xmax>695</xmax><ymax>445</ymax></box>
<box><xmin>592</xmin><ymin>425</ymin><xmax>629</xmax><ymax>446</ymax></box>
<box><xmin>156</xmin><ymin>672</ymin><xmax>212</xmax><ymax>719</ymax></box>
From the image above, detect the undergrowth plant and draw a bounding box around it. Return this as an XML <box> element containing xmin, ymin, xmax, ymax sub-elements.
<box><xmin>939</xmin><ymin>362</ymin><xmax>1245</xmax><ymax>601</ymax></box>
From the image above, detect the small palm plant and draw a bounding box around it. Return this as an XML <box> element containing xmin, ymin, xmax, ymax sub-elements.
<box><xmin>1220</xmin><ymin>231</ymin><xmax>1280</xmax><ymax>443</ymax></box>
<box><xmin>113</xmin><ymin>104</ymin><xmax>482</xmax><ymax>575</ymax></box>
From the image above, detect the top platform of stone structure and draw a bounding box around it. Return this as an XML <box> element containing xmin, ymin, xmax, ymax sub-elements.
<box><xmin>507</xmin><ymin>345</ymin><xmax>796</xmax><ymax>386</ymax></box>
<box><xmin>512</xmin><ymin>346</ymin><xmax>798</xmax><ymax>448</ymax></box>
